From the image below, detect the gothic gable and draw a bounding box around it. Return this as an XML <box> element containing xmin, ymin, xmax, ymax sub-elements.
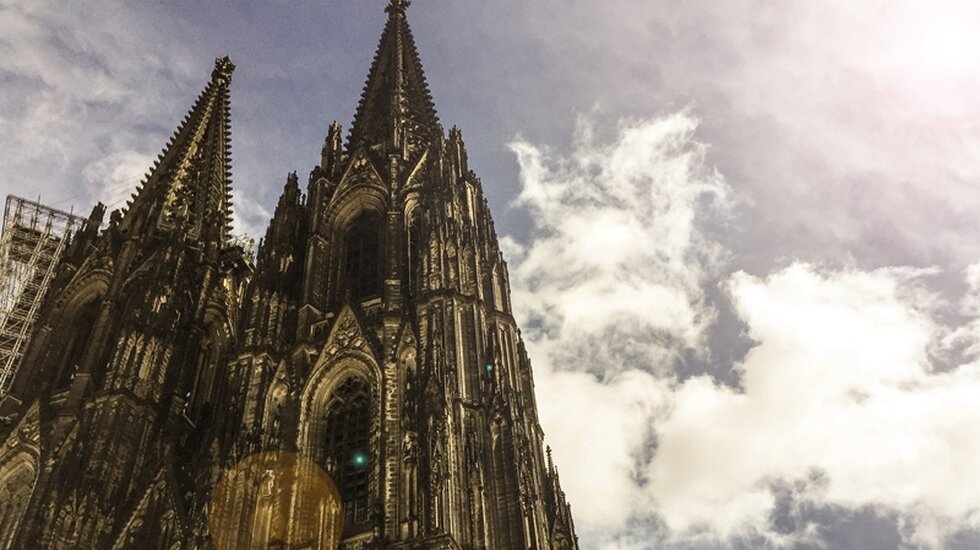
<box><xmin>299</xmin><ymin>306</ymin><xmax>383</xmax><ymax>445</ymax></box>
<box><xmin>321</xmin><ymin>304</ymin><xmax>379</xmax><ymax>363</ymax></box>
<box><xmin>333</xmin><ymin>147</ymin><xmax>387</xmax><ymax>205</ymax></box>
<box><xmin>395</xmin><ymin>320</ymin><xmax>418</xmax><ymax>362</ymax></box>
<box><xmin>0</xmin><ymin>402</ymin><xmax>40</xmax><ymax>465</ymax></box>
<box><xmin>400</xmin><ymin>146</ymin><xmax>431</xmax><ymax>197</ymax></box>
<box><xmin>111</xmin><ymin>467</ymin><xmax>187</xmax><ymax>550</ymax></box>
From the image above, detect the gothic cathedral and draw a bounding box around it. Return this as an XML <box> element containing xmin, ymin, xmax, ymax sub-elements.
<box><xmin>0</xmin><ymin>1</ymin><xmax>577</xmax><ymax>548</ymax></box>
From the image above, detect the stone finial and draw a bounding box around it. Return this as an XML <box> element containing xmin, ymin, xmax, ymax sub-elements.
<box><xmin>326</xmin><ymin>121</ymin><xmax>343</xmax><ymax>143</ymax></box>
<box><xmin>386</xmin><ymin>0</ymin><xmax>411</xmax><ymax>15</ymax></box>
<box><xmin>212</xmin><ymin>56</ymin><xmax>236</xmax><ymax>86</ymax></box>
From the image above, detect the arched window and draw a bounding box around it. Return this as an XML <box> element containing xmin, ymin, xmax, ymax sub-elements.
<box><xmin>264</xmin><ymin>383</ymin><xmax>288</xmax><ymax>447</ymax></box>
<box><xmin>322</xmin><ymin>377</ymin><xmax>372</xmax><ymax>533</ymax></box>
<box><xmin>343</xmin><ymin>213</ymin><xmax>381</xmax><ymax>301</ymax></box>
<box><xmin>0</xmin><ymin>454</ymin><xmax>38</xmax><ymax>548</ymax></box>
<box><xmin>56</xmin><ymin>299</ymin><xmax>100</xmax><ymax>391</ymax></box>
<box><xmin>491</xmin><ymin>267</ymin><xmax>505</xmax><ymax>311</ymax></box>
<box><xmin>190</xmin><ymin>331</ymin><xmax>222</xmax><ymax>417</ymax></box>
<box><xmin>407</xmin><ymin>216</ymin><xmax>424</xmax><ymax>297</ymax></box>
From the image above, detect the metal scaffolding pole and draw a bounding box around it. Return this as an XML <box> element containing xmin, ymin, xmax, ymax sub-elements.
<box><xmin>0</xmin><ymin>195</ymin><xmax>85</xmax><ymax>395</ymax></box>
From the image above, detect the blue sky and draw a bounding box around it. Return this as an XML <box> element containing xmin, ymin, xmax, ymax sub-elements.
<box><xmin>3</xmin><ymin>1</ymin><xmax>980</xmax><ymax>549</ymax></box>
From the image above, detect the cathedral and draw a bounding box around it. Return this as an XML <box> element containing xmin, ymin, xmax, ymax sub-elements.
<box><xmin>0</xmin><ymin>1</ymin><xmax>578</xmax><ymax>549</ymax></box>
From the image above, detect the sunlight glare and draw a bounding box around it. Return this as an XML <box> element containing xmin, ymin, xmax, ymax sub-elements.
<box><xmin>868</xmin><ymin>1</ymin><xmax>980</xmax><ymax>123</ymax></box>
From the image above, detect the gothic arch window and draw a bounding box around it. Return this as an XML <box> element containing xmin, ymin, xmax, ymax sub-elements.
<box><xmin>491</xmin><ymin>266</ymin><xmax>504</xmax><ymax>311</ymax></box>
<box><xmin>264</xmin><ymin>382</ymin><xmax>288</xmax><ymax>447</ymax></box>
<box><xmin>0</xmin><ymin>453</ymin><xmax>38</xmax><ymax>548</ymax></box>
<box><xmin>407</xmin><ymin>216</ymin><xmax>424</xmax><ymax>297</ymax></box>
<box><xmin>343</xmin><ymin>212</ymin><xmax>381</xmax><ymax>301</ymax></box>
<box><xmin>321</xmin><ymin>376</ymin><xmax>372</xmax><ymax>533</ymax></box>
<box><xmin>190</xmin><ymin>324</ymin><xmax>224</xmax><ymax>417</ymax></box>
<box><xmin>490</xmin><ymin>422</ymin><xmax>519</xmax><ymax>549</ymax></box>
<box><xmin>56</xmin><ymin>297</ymin><xmax>101</xmax><ymax>391</ymax></box>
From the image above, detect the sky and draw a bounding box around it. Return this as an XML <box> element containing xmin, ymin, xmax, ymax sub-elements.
<box><xmin>2</xmin><ymin>1</ymin><xmax>980</xmax><ymax>549</ymax></box>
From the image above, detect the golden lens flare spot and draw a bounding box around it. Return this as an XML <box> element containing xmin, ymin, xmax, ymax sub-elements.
<box><xmin>208</xmin><ymin>451</ymin><xmax>342</xmax><ymax>550</ymax></box>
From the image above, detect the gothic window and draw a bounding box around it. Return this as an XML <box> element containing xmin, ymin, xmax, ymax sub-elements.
<box><xmin>190</xmin><ymin>331</ymin><xmax>222</xmax><ymax>417</ymax></box>
<box><xmin>464</xmin><ymin>182</ymin><xmax>477</xmax><ymax>223</ymax></box>
<box><xmin>343</xmin><ymin>213</ymin><xmax>381</xmax><ymax>301</ymax></box>
<box><xmin>0</xmin><ymin>454</ymin><xmax>38</xmax><ymax>548</ymax></box>
<box><xmin>491</xmin><ymin>267</ymin><xmax>504</xmax><ymax>311</ymax></box>
<box><xmin>461</xmin><ymin>309</ymin><xmax>480</xmax><ymax>400</ymax></box>
<box><xmin>407</xmin><ymin>217</ymin><xmax>423</xmax><ymax>297</ymax></box>
<box><xmin>322</xmin><ymin>377</ymin><xmax>372</xmax><ymax>533</ymax></box>
<box><xmin>56</xmin><ymin>298</ymin><xmax>100</xmax><ymax>391</ymax></box>
<box><xmin>264</xmin><ymin>383</ymin><xmax>288</xmax><ymax>447</ymax></box>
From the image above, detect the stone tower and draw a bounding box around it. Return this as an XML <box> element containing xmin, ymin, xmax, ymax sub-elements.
<box><xmin>0</xmin><ymin>2</ymin><xmax>578</xmax><ymax>549</ymax></box>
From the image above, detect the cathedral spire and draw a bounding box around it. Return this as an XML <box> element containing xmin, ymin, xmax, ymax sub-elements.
<box><xmin>386</xmin><ymin>0</ymin><xmax>411</xmax><ymax>14</ymax></box>
<box><xmin>347</xmin><ymin>0</ymin><xmax>440</xmax><ymax>152</ymax></box>
<box><xmin>121</xmin><ymin>56</ymin><xmax>236</xmax><ymax>245</ymax></box>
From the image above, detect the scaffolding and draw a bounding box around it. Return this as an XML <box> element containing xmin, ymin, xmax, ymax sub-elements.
<box><xmin>0</xmin><ymin>196</ymin><xmax>85</xmax><ymax>396</ymax></box>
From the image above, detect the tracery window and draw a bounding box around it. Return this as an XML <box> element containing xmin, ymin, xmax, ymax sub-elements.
<box><xmin>322</xmin><ymin>377</ymin><xmax>372</xmax><ymax>532</ymax></box>
<box><xmin>190</xmin><ymin>332</ymin><xmax>222</xmax><ymax>417</ymax></box>
<box><xmin>407</xmin><ymin>217</ymin><xmax>424</xmax><ymax>297</ymax></box>
<box><xmin>0</xmin><ymin>455</ymin><xmax>37</xmax><ymax>548</ymax></box>
<box><xmin>343</xmin><ymin>213</ymin><xmax>381</xmax><ymax>301</ymax></box>
<box><xmin>56</xmin><ymin>299</ymin><xmax>100</xmax><ymax>391</ymax></box>
<box><xmin>264</xmin><ymin>383</ymin><xmax>288</xmax><ymax>447</ymax></box>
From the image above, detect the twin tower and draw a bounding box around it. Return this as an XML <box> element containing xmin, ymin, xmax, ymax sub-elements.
<box><xmin>0</xmin><ymin>2</ymin><xmax>577</xmax><ymax>549</ymax></box>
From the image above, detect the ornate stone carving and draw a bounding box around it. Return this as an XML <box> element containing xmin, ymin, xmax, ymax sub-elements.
<box><xmin>0</xmin><ymin>3</ymin><xmax>578</xmax><ymax>549</ymax></box>
<box><xmin>324</xmin><ymin>310</ymin><xmax>367</xmax><ymax>358</ymax></box>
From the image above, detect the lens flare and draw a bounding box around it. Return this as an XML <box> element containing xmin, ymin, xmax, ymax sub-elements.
<box><xmin>350</xmin><ymin>450</ymin><xmax>369</xmax><ymax>469</ymax></box>
<box><xmin>867</xmin><ymin>0</ymin><xmax>980</xmax><ymax>124</ymax></box>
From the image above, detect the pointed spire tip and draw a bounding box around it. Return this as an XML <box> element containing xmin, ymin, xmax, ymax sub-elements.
<box><xmin>386</xmin><ymin>0</ymin><xmax>410</xmax><ymax>15</ymax></box>
<box><xmin>212</xmin><ymin>56</ymin><xmax>235</xmax><ymax>86</ymax></box>
<box><xmin>349</xmin><ymin>0</ymin><xmax>439</xmax><ymax>148</ymax></box>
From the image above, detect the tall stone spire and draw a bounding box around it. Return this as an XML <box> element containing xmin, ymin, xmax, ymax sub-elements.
<box><xmin>347</xmin><ymin>0</ymin><xmax>440</xmax><ymax>153</ymax></box>
<box><xmin>122</xmin><ymin>56</ymin><xmax>236</xmax><ymax>245</ymax></box>
<box><xmin>0</xmin><ymin>5</ymin><xmax>582</xmax><ymax>549</ymax></box>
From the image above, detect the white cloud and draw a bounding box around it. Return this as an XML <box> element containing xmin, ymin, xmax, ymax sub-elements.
<box><xmin>507</xmin><ymin>112</ymin><xmax>729</xmax><ymax>375</ymax></box>
<box><xmin>650</xmin><ymin>264</ymin><xmax>980</xmax><ymax>548</ymax></box>
<box><xmin>230</xmin><ymin>188</ymin><xmax>273</xmax><ymax>240</ymax></box>
<box><xmin>507</xmin><ymin>113</ymin><xmax>980</xmax><ymax>549</ymax></box>
<box><xmin>506</xmin><ymin>112</ymin><xmax>729</xmax><ymax>546</ymax></box>
<box><xmin>504</xmin><ymin>0</ymin><xmax>980</xmax><ymax>270</ymax></box>
<box><xmin>0</xmin><ymin>0</ymin><xmax>198</xmax><ymax>209</ymax></box>
<box><xmin>80</xmin><ymin>150</ymin><xmax>156</xmax><ymax>212</ymax></box>
<box><xmin>0</xmin><ymin>0</ymin><xmax>271</xmax><ymax>241</ymax></box>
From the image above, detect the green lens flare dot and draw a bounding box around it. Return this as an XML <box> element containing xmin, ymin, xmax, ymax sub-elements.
<box><xmin>351</xmin><ymin>451</ymin><xmax>369</xmax><ymax>469</ymax></box>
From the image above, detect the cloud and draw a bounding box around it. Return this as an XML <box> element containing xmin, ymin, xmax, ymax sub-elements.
<box><xmin>505</xmin><ymin>113</ymin><xmax>980</xmax><ymax>549</ymax></box>
<box><xmin>230</xmin><ymin>188</ymin><xmax>273</xmax><ymax>241</ymax></box>
<box><xmin>498</xmin><ymin>0</ymin><xmax>980</xmax><ymax>271</ymax></box>
<box><xmin>0</xmin><ymin>0</ymin><xmax>198</xmax><ymax>209</ymax></box>
<box><xmin>0</xmin><ymin>0</ymin><xmax>275</xmax><ymax>241</ymax></box>
<box><xmin>650</xmin><ymin>264</ymin><xmax>980</xmax><ymax>548</ymax></box>
<box><xmin>80</xmin><ymin>150</ymin><xmax>156</xmax><ymax>212</ymax></box>
<box><xmin>505</xmin><ymin>111</ymin><xmax>728</xmax><ymax>546</ymax></box>
<box><xmin>506</xmin><ymin>112</ymin><xmax>730</xmax><ymax>376</ymax></box>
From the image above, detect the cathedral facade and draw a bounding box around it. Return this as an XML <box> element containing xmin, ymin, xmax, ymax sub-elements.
<box><xmin>0</xmin><ymin>1</ymin><xmax>577</xmax><ymax>549</ymax></box>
